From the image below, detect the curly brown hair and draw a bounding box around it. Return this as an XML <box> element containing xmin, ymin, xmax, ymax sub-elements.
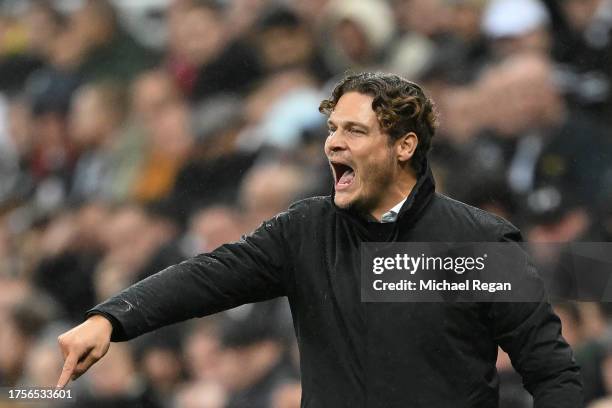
<box><xmin>319</xmin><ymin>72</ymin><xmax>438</xmax><ymax>175</ymax></box>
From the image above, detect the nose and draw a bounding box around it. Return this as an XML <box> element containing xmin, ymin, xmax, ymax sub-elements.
<box><xmin>325</xmin><ymin>129</ymin><xmax>347</xmax><ymax>156</ymax></box>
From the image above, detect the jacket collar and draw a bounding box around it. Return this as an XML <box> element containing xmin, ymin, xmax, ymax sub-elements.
<box><xmin>395</xmin><ymin>161</ymin><xmax>436</xmax><ymax>224</ymax></box>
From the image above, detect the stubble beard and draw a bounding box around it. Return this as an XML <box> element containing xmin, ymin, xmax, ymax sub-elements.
<box><xmin>340</xmin><ymin>158</ymin><xmax>395</xmax><ymax>216</ymax></box>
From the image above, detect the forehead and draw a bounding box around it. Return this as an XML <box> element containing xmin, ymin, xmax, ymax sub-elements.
<box><xmin>328</xmin><ymin>92</ymin><xmax>378</xmax><ymax>126</ymax></box>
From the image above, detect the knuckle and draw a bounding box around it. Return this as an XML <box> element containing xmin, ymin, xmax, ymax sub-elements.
<box><xmin>58</xmin><ymin>335</ymin><xmax>79</xmax><ymax>351</ymax></box>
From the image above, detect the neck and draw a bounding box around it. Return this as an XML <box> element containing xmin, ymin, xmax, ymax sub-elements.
<box><xmin>369</xmin><ymin>170</ymin><xmax>418</xmax><ymax>221</ymax></box>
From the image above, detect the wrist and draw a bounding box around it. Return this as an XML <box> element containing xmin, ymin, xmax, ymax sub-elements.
<box><xmin>87</xmin><ymin>314</ymin><xmax>113</xmax><ymax>337</ymax></box>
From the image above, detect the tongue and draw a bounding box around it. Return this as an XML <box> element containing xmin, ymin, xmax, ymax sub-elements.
<box><xmin>338</xmin><ymin>169</ymin><xmax>355</xmax><ymax>185</ymax></box>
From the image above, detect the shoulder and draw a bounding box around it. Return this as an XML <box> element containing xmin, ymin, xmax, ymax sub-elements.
<box><xmin>286</xmin><ymin>195</ymin><xmax>334</xmax><ymax>217</ymax></box>
<box><xmin>262</xmin><ymin>196</ymin><xmax>334</xmax><ymax>230</ymax></box>
<box><xmin>428</xmin><ymin>193</ymin><xmax>521</xmax><ymax>241</ymax></box>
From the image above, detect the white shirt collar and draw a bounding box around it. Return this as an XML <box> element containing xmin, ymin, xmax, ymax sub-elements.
<box><xmin>380</xmin><ymin>197</ymin><xmax>407</xmax><ymax>223</ymax></box>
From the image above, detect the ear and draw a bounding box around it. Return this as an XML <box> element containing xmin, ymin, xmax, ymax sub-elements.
<box><xmin>395</xmin><ymin>132</ymin><xmax>418</xmax><ymax>163</ymax></box>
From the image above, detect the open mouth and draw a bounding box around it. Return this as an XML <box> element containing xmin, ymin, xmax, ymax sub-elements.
<box><xmin>331</xmin><ymin>161</ymin><xmax>356</xmax><ymax>191</ymax></box>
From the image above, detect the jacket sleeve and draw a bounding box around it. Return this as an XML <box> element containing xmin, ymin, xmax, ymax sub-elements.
<box><xmin>86</xmin><ymin>212</ymin><xmax>293</xmax><ymax>341</ymax></box>
<box><xmin>488</xmin><ymin>224</ymin><xmax>583</xmax><ymax>408</ymax></box>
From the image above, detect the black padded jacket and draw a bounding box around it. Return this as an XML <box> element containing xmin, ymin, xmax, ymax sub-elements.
<box><xmin>88</xmin><ymin>164</ymin><xmax>583</xmax><ymax>408</ymax></box>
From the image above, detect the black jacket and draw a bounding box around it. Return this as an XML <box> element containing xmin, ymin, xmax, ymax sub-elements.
<box><xmin>88</xmin><ymin>165</ymin><xmax>583</xmax><ymax>407</ymax></box>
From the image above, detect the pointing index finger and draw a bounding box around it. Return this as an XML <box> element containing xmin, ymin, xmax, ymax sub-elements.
<box><xmin>56</xmin><ymin>353</ymin><xmax>78</xmax><ymax>389</ymax></box>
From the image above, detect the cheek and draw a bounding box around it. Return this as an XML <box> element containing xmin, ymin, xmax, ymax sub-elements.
<box><xmin>361</xmin><ymin>149</ymin><xmax>394</xmax><ymax>177</ymax></box>
<box><xmin>323</xmin><ymin>138</ymin><xmax>331</xmax><ymax>155</ymax></box>
<box><xmin>356</xmin><ymin>154</ymin><xmax>392</xmax><ymax>196</ymax></box>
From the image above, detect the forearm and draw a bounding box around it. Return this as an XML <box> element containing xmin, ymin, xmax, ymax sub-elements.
<box><xmin>87</xmin><ymin>261</ymin><xmax>226</xmax><ymax>341</ymax></box>
<box><xmin>521</xmin><ymin>303</ymin><xmax>583</xmax><ymax>407</ymax></box>
<box><xmin>493</xmin><ymin>226</ymin><xmax>584</xmax><ymax>405</ymax></box>
<box><xmin>493</xmin><ymin>301</ymin><xmax>583</xmax><ymax>407</ymax></box>
<box><xmin>86</xmin><ymin>225</ymin><xmax>289</xmax><ymax>341</ymax></box>
<box><xmin>530</xmin><ymin>366</ymin><xmax>583</xmax><ymax>408</ymax></box>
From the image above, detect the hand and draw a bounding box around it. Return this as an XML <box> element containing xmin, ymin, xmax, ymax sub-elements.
<box><xmin>56</xmin><ymin>314</ymin><xmax>113</xmax><ymax>388</ymax></box>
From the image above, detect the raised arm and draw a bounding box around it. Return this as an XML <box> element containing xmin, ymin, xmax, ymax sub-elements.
<box><xmin>57</xmin><ymin>211</ymin><xmax>293</xmax><ymax>387</ymax></box>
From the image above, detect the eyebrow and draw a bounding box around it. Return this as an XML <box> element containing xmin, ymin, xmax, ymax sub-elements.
<box><xmin>327</xmin><ymin>119</ymin><xmax>369</xmax><ymax>130</ymax></box>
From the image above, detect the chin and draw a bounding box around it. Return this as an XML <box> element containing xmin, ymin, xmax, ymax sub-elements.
<box><xmin>334</xmin><ymin>191</ymin><xmax>362</xmax><ymax>211</ymax></box>
<box><xmin>333</xmin><ymin>197</ymin><xmax>349</xmax><ymax>209</ymax></box>
<box><xmin>333</xmin><ymin>194</ymin><xmax>353</xmax><ymax>209</ymax></box>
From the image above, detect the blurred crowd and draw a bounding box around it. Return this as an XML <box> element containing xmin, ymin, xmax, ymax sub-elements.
<box><xmin>0</xmin><ymin>0</ymin><xmax>611</xmax><ymax>407</ymax></box>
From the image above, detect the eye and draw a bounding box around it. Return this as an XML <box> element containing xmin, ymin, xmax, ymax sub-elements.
<box><xmin>349</xmin><ymin>127</ymin><xmax>365</xmax><ymax>134</ymax></box>
<box><xmin>327</xmin><ymin>126</ymin><xmax>337</xmax><ymax>135</ymax></box>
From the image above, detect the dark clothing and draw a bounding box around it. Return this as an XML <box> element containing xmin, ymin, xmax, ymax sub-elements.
<box><xmin>190</xmin><ymin>40</ymin><xmax>263</xmax><ymax>102</ymax></box>
<box><xmin>167</xmin><ymin>150</ymin><xmax>258</xmax><ymax>223</ymax></box>
<box><xmin>34</xmin><ymin>250</ymin><xmax>98</xmax><ymax>323</ymax></box>
<box><xmin>543</xmin><ymin>0</ymin><xmax>612</xmax><ymax>123</ymax></box>
<box><xmin>25</xmin><ymin>66</ymin><xmax>82</xmax><ymax>116</ymax></box>
<box><xmin>78</xmin><ymin>30</ymin><xmax>159</xmax><ymax>82</ymax></box>
<box><xmin>532</xmin><ymin>114</ymin><xmax>612</xmax><ymax>206</ymax></box>
<box><xmin>76</xmin><ymin>385</ymin><xmax>162</xmax><ymax>408</ymax></box>
<box><xmin>135</xmin><ymin>241</ymin><xmax>186</xmax><ymax>282</ymax></box>
<box><xmin>88</xmin><ymin>165</ymin><xmax>582</xmax><ymax>407</ymax></box>
<box><xmin>452</xmin><ymin>112</ymin><xmax>612</xmax><ymax>214</ymax></box>
<box><xmin>227</xmin><ymin>358</ymin><xmax>295</xmax><ymax>408</ymax></box>
<box><xmin>0</xmin><ymin>54</ymin><xmax>43</xmax><ymax>94</ymax></box>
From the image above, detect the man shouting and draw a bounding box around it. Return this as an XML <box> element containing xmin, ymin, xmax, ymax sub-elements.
<box><xmin>57</xmin><ymin>72</ymin><xmax>583</xmax><ymax>407</ymax></box>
